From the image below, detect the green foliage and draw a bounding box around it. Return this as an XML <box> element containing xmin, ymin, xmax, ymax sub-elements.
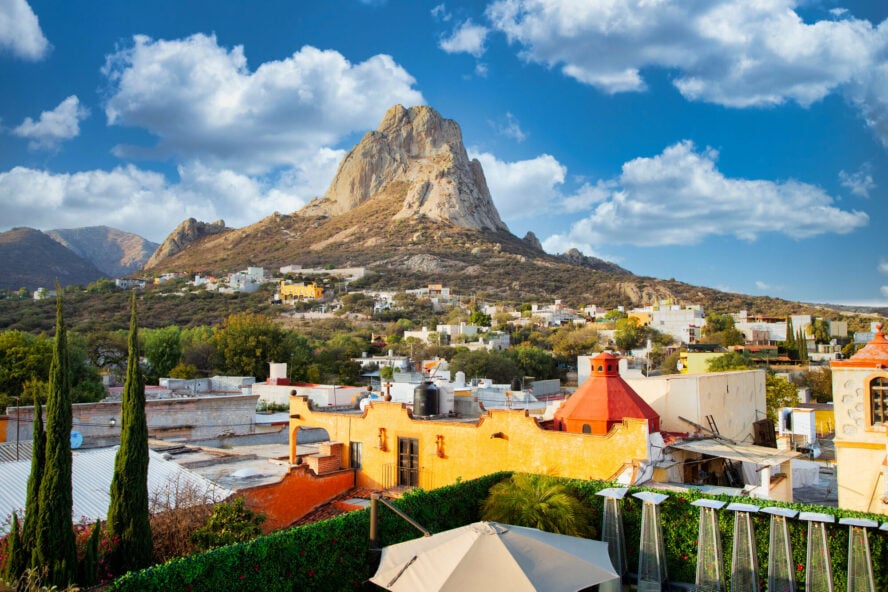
<box><xmin>659</xmin><ymin>350</ymin><xmax>682</xmax><ymax>374</ymax></box>
<box><xmin>190</xmin><ymin>498</ymin><xmax>266</xmax><ymax>552</ymax></box>
<box><xmin>3</xmin><ymin>511</ymin><xmax>24</xmax><ymax>582</ymax></box>
<box><xmin>449</xmin><ymin>349</ymin><xmax>520</xmax><ymax>383</ymax></box>
<box><xmin>34</xmin><ymin>292</ymin><xmax>77</xmax><ymax>586</ymax></box>
<box><xmin>468</xmin><ymin>308</ymin><xmax>491</xmax><ymax>327</ymax></box>
<box><xmin>548</xmin><ymin>324</ymin><xmax>599</xmax><ymax>364</ymax></box>
<box><xmin>614</xmin><ymin>317</ymin><xmax>641</xmax><ymax>351</ymax></box>
<box><xmin>766</xmin><ymin>372</ymin><xmax>800</xmax><ymax>423</ymax></box>
<box><xmin>142</xmin><ymin>326</ymin><xmax>182</xmax><ymax>384</ymax></box>
<box><xmin>482</xmin><ymin>474</ymin><xmax>595</xmax><ymax>537</ymax></box>
<box><xmin>212</xmin><ymin>313</ymin><xmax>288</xmax><ymax>381</ymax></box>
<box><xmin>21</xmin><ymin>401</ymin><xmax>44</xmax><ymax>563</ymax></box>
<box><xmin>76</xmin><ymin>520</ymin><xmax>101</xmax><ymax>587</ymax></box>
<box><xmin>603</xmin><ymin>309</ymin><xmax>626</xmax><ymax>320</ymax></box>
<box><xmin>502</xmin><ymin>345</ymin><xmax>558</xmax><ymax>380</ymax></box>
<box><xmin>0</xmin><ymin>331</ymin><xmax>52</xmax><ymax>405</ymax></box>
<box><xmin>107</xmin><ymin>294</ymin><xmax>153</xmax><ymax>574</ymax></box>
<box><xmin>796</xmin><ymin>329</ymin><xmax>809</xmax><ymax>362</ymax></box>
<box><xmin>792</xmin><ymin>367</ymin><xmax>832</xmax><ymax>403</ymax></box>
<box><xmin>168</xmin><ymin>363</ymin><xmax>199</xmax><ymax>379</ymax></box>
<box><xmin>706</xmin><ymin>352</ymin><xmax>755</xmax><ymax>372</ymax></box>
<box><xmin>807</xmin><ymin>318</ymin><xmax>831</xmax><ymax>344</ymax></box>
<box><xmin>108</xmin><ymin>473</ymin><xmax>507</xmax><ymax>592</ymax></box>
<box><xmin>379</xmin><ymin>365</ymin><xmax>394</xmax><ymax>380</ymax></box>
<box><xmin>107</xmin><ymin>473</ymin><xmax>888</xmax><ymax>592</ymax></box>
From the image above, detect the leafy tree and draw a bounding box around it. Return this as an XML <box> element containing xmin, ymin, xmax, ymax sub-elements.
<box><xmin>107</xmin><ymin>294</ymin><xmax>153</xmax><ymax>573</ymax></box>
<box><xmin>766</xmin><ymin>372</ymin><xmax>799</xmax><ymax>422</ymax></box>
<box><xmin>468</xmin><ymin>308</ymin><xmax>491</xmax><ymax>327</ymax></box>
<box><xmin>379</xmin><ymin>365</ymin><xmax>395</xmax><ymax>380</ymax></box>
<box><xmin>548</xmin><ymin>325</ymin><xmax>599</xmax><ymax>364</ymax></box>
<box><xmin>449</xmin><ymin>349</ymin><xmax>520</xmax><ymax>384</ymax></box>
<box><xmin>190</xmin><ymin>498</ymin><xmax>265</xmax><ymax>551</ymax></box>
<box><xmin>614</xmin><ymin>317</ymin><xmax>642</xmax><ymax>351</ymax></box>
<box><xmin>807</xmin><ymin>318</ymin><xmax>831</xmax><ymax>344</ymax></box>
<box><xmin>85</xmin><ymin>329</ymin><xmax>129</xmax><ymax>382</ymax></box>
<box><xmin>0</xmin><ymin>331</ymin><xmax>52</xmax><ymax>407</ymax></box>
<box><xmin>213</xmin><ymin>313</ymin><xmax>288</xmax><ymax>380</ymax></box>
<box><xmin>34</xmin><ymin>291</ymin><xmax>77</xmax><ymax>586</ymax></box>
<box><xmin>143</xmin><ymin>326</ymin><xmax>182</xmax><ymax>383</ymax></box>
<box><xmin>492</xmin><ymin>311</ymin><xmax>514</xmax><ymax>329</ymax></box>
<box><xmin>792</xmin><ymin>367</ymin><xmax>832</xmax><ymax>404</ymax></box>
<box><xmin>284</xmin><ymin>333</ymin><xmax>314</xmax><ymax>382</ymax></box>
<box><xmin>706</xmin><ymin>352</ymin><xmax>755</xmax><ymax>372</ymax></box>
<box><xmin>659</xmin><ymin>350</ymin><xmax>682</xmax><ymax>374</ymax></box>
<box><xmin>482</xmin><ymin>474</ymin><xmax>595</xmax><ymax>537</ymax></box>
<box><xmin>703</xmin><ymin>313</ymin><xmax>734</xmax><ymax>334</ymax></box>
<box><xmin>701</xmin><ymin>314</ymin><xmax>744</xmax><ymax>347</ymax></box>
<box><xmin>603</xmin><ymin>309</ymin><xmax>626</xmax><ymax>321</ymax></box>
<box><xmin>168</xmin><ymin>362</ymin><xmax>199</xmax><ymax>379</ymax></box>
<box><xmin>503</xmin><ymin>346</ymin><xmax>558</xmax><ymax>381</ymax></box>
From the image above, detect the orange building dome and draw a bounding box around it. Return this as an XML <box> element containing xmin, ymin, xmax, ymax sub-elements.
<box><xmin>554</xmin><ymin>351</ymin><xmax>660</xmax><ymax>435</ymax></box>
<box><xmin>832</xmin><ymin>323</ymin><xmax>888</xmax><ymax>369</ymax></box>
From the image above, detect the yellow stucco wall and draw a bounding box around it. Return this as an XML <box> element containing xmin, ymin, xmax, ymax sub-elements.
<box><xmin>680</xmin><ymin>352</ymin><xmax>725</xmax><ymax>374</ymax></box>
<box><xmin>831</xmin><ymin>366</ymin><xmax>888</xmax><ymax>514</ymax></box>
<box><xmin>289</xmin><ymin>396</ymin><xmax>651</xmax><ymax>490</ymax></box>
<box><xmin>280</xmin><ymin>282</ymin><xmax>324</xmax><ymax>300</ymax></box>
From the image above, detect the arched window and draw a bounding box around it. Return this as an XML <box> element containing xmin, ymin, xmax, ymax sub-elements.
<box><xmin>871</xmin><ymin>377</ymin><xmax>888</xmax><ymax>425</ymax></box>
<box><xmin>582</xmin><ymin>424</ymin><xmax>591</xmax><ymax>434</ymax></box>
<box><xmin>597</xmin><ymin>365</ymin><xmax>604</xmax><ymax>372</ymax></box>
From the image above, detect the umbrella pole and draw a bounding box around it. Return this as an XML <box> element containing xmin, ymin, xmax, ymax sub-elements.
<box><xmin>369</xmin><ymin>493</ymin><xmax>431</xmax><ymax>550</ymax></box>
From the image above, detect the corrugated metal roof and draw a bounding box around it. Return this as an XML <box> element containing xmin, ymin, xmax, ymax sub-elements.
<box><xmin>0</xmin><ymin>447</ymin><xmax>232</xmax><ymax>534</ymax></box>
<box><xmin>0</xmin><ymin>440</ymin><xmax>33</xmax><ymax>463</ymax></box>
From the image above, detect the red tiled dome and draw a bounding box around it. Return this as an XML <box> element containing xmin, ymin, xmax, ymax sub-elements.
<box><xmin>554</xmin><ymin>352</ymin><xmax>659</xmax><ymax>435</ymax></box>
<box><xmin>833</xmin><ymin>323</ymin><xmax>888</xmax><ymax>369</ymax></box>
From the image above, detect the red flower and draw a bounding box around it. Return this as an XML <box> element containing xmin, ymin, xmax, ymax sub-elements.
<box><xmin>254</xmin><ymin>565</ymin><xmax>260</xmax><ymax>572</ymax></box>
<box><xmin>239</xmin><ymin>574</ymin><xmax>245</xmax><ymax>580</ymax></box>
<box><xmin>797</xmin><ymin>564</ymin><xmax>804</xmax><ymax>572</ymax></box>
<box><xmin>308</xmin><ymin>569</ymin><xmax>314</xmax><ymax>577</ymax></box>
<box><xmin>681</xmin><ymin>555</ymin><xmax>689</xmax><ymax>560</ymax></box>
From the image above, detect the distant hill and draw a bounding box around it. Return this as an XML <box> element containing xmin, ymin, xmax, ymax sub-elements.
<box><xmin>46</xmin><ymin>226</ymin><xmax>158</xmax><ymax>277</ymax></box>
<box><xmin>0</xmin><ymin>227</ymin><xmax>107</xmax><ymax>291</ymax></box>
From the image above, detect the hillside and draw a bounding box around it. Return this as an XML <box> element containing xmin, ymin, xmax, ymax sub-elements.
<box><xmin>47</xmin><ymin>226</ymin><xmax>158</xmax><ymax>277</ymax></box>
<box><xmin>0</xmin><ymin>227</ymin><xmax>107</xmax><ymax>291</ymax></box>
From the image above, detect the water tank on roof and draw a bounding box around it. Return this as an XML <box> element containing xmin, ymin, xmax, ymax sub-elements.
<box><xmin>510</xmin><ymin>378</ymin><xmax>522</xmax><ymax>392</ymax></box>
<box><xmin>414</xmin><ymin>381</ymin><xmax>439</xmax><ymax>417</ymax></box>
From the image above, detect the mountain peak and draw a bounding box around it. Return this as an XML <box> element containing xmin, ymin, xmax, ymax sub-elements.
<box><xmin>302</xmin><ymin>104</ymin><xmax>507</xmax><ymax>232</ymax></box>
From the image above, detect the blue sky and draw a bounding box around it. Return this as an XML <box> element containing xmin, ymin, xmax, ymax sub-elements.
<box><xmin>1</xmin><ymin>0</ymin><xmax>886</xmax><ymax>307</ymax></box>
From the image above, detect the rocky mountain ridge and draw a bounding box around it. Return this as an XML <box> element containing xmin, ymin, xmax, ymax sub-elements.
<box><xmin>0</xmin><ymin>227</ymin><xmax>107</xmax><ymax>290</ymax></box>
<box><xmin>46</xmin><ymin>226</ymin><xmax>158</xmax><ymax>277</ymax></box>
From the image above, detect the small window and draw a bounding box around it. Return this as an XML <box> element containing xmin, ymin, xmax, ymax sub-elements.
<box><xmin>582</xmin><ymin>424</ymin><xmax>591</xmax><ymax>434</ymax></box>
<box><xmin>607</xmin><ymin>364</ymin><xmax>612</xmax><ymax>372</ymax></box>
<box><xmin>870</xmin><ymin>377</ymin><xmax>888</xmax><ymax>425</ymax></box>
<box><xmin>597</xmin><ymin>365</ymin><xmax>604</xmax><ymax>372</ymax></box>
<box><xmin>349</xmin><ymin>442</ymin><xmax>363</xmax><ymax>469</ymax></box>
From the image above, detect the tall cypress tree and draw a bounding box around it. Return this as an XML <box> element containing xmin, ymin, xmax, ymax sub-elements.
<box><xmin>107</xmin><ymin>293</ymin><xmax>153</xmax><ymax>573</ymax></box>
<box><xmin>3</xmin><ymin>510</ymin><xmax>24</xmax><ymax>582</ymax></box>
<box><xmin>34</xmin><ymin>290</ymin><xmax>77</xmax><ymax>586</ymax></box>
<box><xmin>20</xmin><ymin>399</ymin><xmax>44</xmax><ymax>565</ymax></box>
<box><xmin>784</xmin><ymin>317</ymin><xmax>796</xmax><ymax>350</ymax></box>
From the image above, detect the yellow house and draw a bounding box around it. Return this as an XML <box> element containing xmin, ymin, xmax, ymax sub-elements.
<box><xmin>831</xmin><ymin>324</ymin><xmax>888</xmax><ymax>514</ymax></box>
<box><xmin>678</xmin><ymin>351</ymin><xmax>725</xmax><ymax>374</ymax></box>
<box><xmin>288</xmin><ymin>396</ymin><xmax>651</xmax><ymax>491</ymax></box>
<box><xmin>279</xmin><ymin>281</ymin><xmax>324</xmax><ymax>302</ymax></box>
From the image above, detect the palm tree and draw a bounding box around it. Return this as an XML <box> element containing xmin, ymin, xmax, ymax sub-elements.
<box><xmin>481</xmin><ymin>474</ymin><xmax>596</xmax><ymax>537</ymax></box>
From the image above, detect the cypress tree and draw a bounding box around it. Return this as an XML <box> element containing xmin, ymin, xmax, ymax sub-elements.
<box><xmin>107</xmin><ymin>293</ymin><xmax>153</xmax><ymax>573</ymax></box>
<box><xmin>34</xmin><ymin>290</ymin><xmax>77</xmax><ymax>586</ymax></box>
<box><xmin>3</xmin><ymin>510</ymin><xmax>24</xmax><ymax>583</ymax></box>
<box><xmin>784</xmin><ymin>317</ymin><xmax>795</xmax><ymax>350</ymax></box>
<box><xmin>797</xmin><ymin>329</ymin><xmax>808</xmax><ymax>362</ymax></box>
<box><xmin>20</xmin><ymin>400</ymin><xmax>44</xmax><ymax>564</ymax></box>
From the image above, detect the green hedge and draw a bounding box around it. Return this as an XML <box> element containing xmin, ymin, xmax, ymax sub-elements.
<box><xmin>108</xmin><ymin>473</ymin><xmax>507</xmax><ymax>592</ymax></box>
<box><xmin>109</xmin><ymin>472</ymin><xmax>888</xmax><ymax>591</ymax></box>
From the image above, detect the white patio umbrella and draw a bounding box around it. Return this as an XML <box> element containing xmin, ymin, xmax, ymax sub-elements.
<box><xmin>370</xmin><ymin>521</ymin><xmax>620</xmax><ymax>592</ymax></box>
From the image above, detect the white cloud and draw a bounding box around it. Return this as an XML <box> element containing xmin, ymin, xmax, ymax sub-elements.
<box><xmin>0</xmin><ymin>0</ymin><xmax>49</xmax><ymax>60</ymax></box>
<box><xmin>879</xmin><ymin>260</ymin><xmax>888</xmax><ymax>275</ymax></box>
<box><xmin>486</xmin><ymin>0</ymin><xmax>888</xmax><ymax>144</ymax></box>
<box><xmin>839</xmin><ymin>164</ymin><xmax>875</xmax><ymax>197</ymax></box>
<box><xmin>439</xmin><ymin>19</ymin><xmax>489</xmax><ymax>57</ymax></box>
<box><xmin>0</xmin><ymin>151</ymin><xmax>342</xmax><ymax>243</ymax></box>
<box><xmin>755</xmin><ymin>281</ymin><xmax>770</xmax><ymax>290</ymax></box>
<box><xmin>12</xmin><ymin>96</ymin><xmax>89</xmax><ymax>150</ymax></box>
<box><xmin>491</xmin><ymin>112</ymin><xmax>525</xmax><ymax>142</ymax></box>
<box><xmin>470</xmin><ymin>150</ymin><xmax>565</xmax><ymax>220</ymax></box>
<box><xmin>541</xmin><ymin>140</ymin><xmax>869</xmax><ymax>251</ymax></box>
<box><xmin>102</xmin><ymin>34</ymin><xmax>424</xmax><ymax>174</ymax></box>
<box><xmin>431</xmin><ymin>4</ymin><xmax>451</xmax><ymax>21</ymax></box>
<box><xmin>881</xmin><ymin>286</ymin><xmax>888</xmax><ymax>299</ymax></box>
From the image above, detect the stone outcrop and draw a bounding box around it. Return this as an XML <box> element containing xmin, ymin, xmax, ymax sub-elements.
<box><xmin>521</xmin><ymin>231</ymin><xmax>543</xmax><ymax>252</ymax></box>
<box><xmin>145</xmin><ymin>218</ymin><xmax>227</xmax><ymax>269</ymax></box>
<box><xmin>303</xmin><ymin>105</ymin><xmax>507</xmax><ymax>232</ymax></box>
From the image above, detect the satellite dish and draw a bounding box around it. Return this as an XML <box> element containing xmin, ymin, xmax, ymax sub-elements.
<box><xmin>70</xmin><ymin>431</ymin><xmax>83</xmax><ymax>450</ymax></box>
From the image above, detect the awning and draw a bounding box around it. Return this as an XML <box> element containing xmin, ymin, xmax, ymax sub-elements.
<box><xmin>667</xmin><ymin>438</ymin><xmax>800</xmax><ymax>466</ymax></box>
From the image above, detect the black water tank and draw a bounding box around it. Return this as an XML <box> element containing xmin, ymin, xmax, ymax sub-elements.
<box><xmin>414</xmin><ymin>381</ymin><xmax>439</xmax><ymax>416</ymax></box>
<box><xmin>510</xmin><ymin>378</ymin><xmax>522</xmax><ymax>392</ymax></box>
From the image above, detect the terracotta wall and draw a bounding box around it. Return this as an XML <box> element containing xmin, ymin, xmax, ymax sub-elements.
<box><xmin>239</xmin><ymin>464</ymin><xmax>355</xmax><ymax>532</ymax></box>
<box><xmin>0</xmin><ymin>416</ymin><xmax>7</xmax><ymax>442</ymax></box>
<box><xmin>289</xmin><ymin>395</ymin><xmax>650</xmax><ymax>491</ymax></box>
